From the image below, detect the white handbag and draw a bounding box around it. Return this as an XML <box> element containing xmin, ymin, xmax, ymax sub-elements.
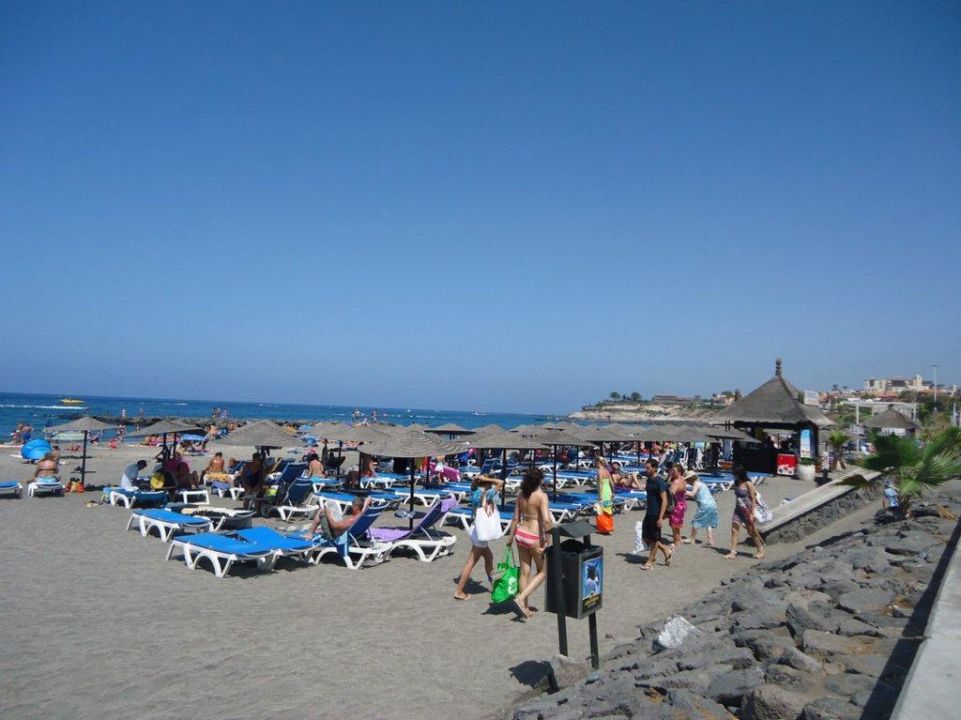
<box><xmin>473</xmin><ymin>500</ymin><xmax>504</xmax><ymax>542</ymax></box>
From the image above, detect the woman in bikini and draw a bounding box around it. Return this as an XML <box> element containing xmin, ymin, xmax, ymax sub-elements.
<box><xmin>506</xmin><ymin>467</ymin><xmax>552</xmax><ymax>619</ymax></box>
<box><xmin>724</xmin><ymin>465</ymin><xmax>765</xmax><ymax>560</ymax></box>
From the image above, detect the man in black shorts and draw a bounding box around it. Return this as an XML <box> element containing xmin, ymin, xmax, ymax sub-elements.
<box><xmin>641</xmin><ymin>459</ymin><xmax>671</xmax><ymax>570</ymax></box>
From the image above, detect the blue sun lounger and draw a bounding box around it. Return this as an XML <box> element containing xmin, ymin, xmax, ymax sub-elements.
<box><xmin>233</xmin><ymin>526</ymin><xmax>320</xmax><ymax>563</ymax></box>
<box><xmin>166</xmin><ymin>531</ymin><xmax>278</xmax><ymax>578</ymax></box>
<box><xmin>127</xmin><ymin>508</ymin><xmax>214</xmax><ymax>541</ymax></box>
<box><xmin>301</xmin><ymin>505</ymin><xmax>391</xmax><ymax>570</ymax></box>
<box><xmin>103</xmin><ymin>487</ymin><xmax>168</xmax><ymax>508</ymax></box>
<box><xmin>0</xmin><ymin>480</ymin><xmax>22</xmax><ymax>498</ymax></box>
<box><xmin>389</xmin><ymin>487</ymin><xmax>458</xmax><ymax>507</ymax></box>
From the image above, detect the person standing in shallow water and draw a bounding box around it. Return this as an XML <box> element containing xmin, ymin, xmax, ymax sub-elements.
<box><xmin>724</xmin><ymin>465</ymin><xmax>765</xmax><ymax>560</ymax></box>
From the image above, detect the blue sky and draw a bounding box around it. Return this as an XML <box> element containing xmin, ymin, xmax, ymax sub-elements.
<box><xmin>1</xmin><ymin>2</ymin><xmax>959</xmax><ymax>413</ymax></box>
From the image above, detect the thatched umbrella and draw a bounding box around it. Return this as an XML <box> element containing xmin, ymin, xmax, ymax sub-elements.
<box><xmin>312</xmin><ymin>424</ymin><xmax>389</xmax><ymax>477</ymax></box>
<box><xmin>45</xmin><ymin>416</ymin><xmax>115</xmax><ymax>487</ymax></box>
<box><xmin>217</xmin><ymin>419</ymin><xmax>301</xmax><ymax>454</ymax></box>
<box><xmin>127</xmin><ymin>419</ymin><xmax>207</xmax><ymax>463</ymax></box>
<box><xmin>359</xmin><ymin>430</ymin><xmax>460</xmax><ymax>528</ymax></box>
<box><xmin>464</xmin><ymin>430</ymin><xmax>548</xmax><ymax>506</ymax></box>
<box><xmin>472</xmin><ymin>423</ymin><xmax>504</xmax><ymax>434</ymax></box>
<box><xmin>525</xmin><ymin>428</ymin><xmax>593</xmax><ymax>501</ymax></box>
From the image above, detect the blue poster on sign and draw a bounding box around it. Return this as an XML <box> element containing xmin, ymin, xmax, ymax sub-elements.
<box><xmin>581</xmin><ymin>557</ymin><xmax>603</xmax><ymax>614</ymax></box>
<box><xmin>800</xmin><ymin>429</ymin><xmax>812</xmax><ymax>460</ymax></box>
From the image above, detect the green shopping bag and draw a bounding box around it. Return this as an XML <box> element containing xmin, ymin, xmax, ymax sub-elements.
<box><xmin>491</xmin><ymin>547</ymin><xmax>519</xmax><ymax>604</ymax></box>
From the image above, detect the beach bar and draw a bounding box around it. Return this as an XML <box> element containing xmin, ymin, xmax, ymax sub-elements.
<box><xmin>715</xmin><ymin>359</ymin><xmax>834</xmax><ymax>475</ymax></box>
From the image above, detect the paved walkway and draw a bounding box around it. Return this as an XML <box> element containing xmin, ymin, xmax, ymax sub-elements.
<box><xmin>891</xmin><ymin>520</ymin><xmax>961</xmax><ymax>719</ymax></box>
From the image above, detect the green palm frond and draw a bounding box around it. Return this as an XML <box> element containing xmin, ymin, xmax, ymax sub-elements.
<box><xmin>913</xmin><ymin>451</ymin><xmax>961</xmax><ymax>490</ymax></box>
<box><xmin>828</xmin><ymin>431</ymin><xmax>848</xmax><ymax>450</ymax></box>
<box><xmin>862</xmin><ymin>433</ymin><xmax>922</xmax><ymax>474</ymax></box>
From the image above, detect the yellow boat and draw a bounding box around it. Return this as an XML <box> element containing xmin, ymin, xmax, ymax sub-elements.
<box><xmin>60</xmin><ymin>398</ymin><xmax>85</xmax><ymax>405</ymax></box>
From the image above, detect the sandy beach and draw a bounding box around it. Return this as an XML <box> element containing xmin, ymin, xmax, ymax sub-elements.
<box><xmin>0</xmin><ymin>442</ymin><xmax>856</xmax><ymax>720</ymax></box>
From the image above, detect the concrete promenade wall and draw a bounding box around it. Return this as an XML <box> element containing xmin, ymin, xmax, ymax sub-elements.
<box><xmin>760</xmin><ymin>468</ymin><xmax>883</xmax><ymax>544</ymax></box>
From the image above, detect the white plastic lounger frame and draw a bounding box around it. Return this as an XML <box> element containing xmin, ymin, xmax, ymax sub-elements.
<box><xmin>176</xmin><ymin>489</ymin><xmax>210</xmax><ymax>504</ymax></box>
<box><xmin>388</xmin><ymin>533</ymin><xmax>456</xmax><ymax>562</ymax></box>
<box><xmin>126</xmin><ymin>511</ymin><xmax>214</xmax><ymax>542</ymax></box>
<box><xmin>166</xmin><ymin>537</ymin><xmax>277</xmax><ymax>578</ymax></box>
<box><xmin>310</xmin><ymin>539</ymin><xmax>391</xmax><ymax>570</ymax></box>
<box><xmin>28</xmin><ymin>481</ymin><xmax>64</xmax><ymax>497</ymax></box>
<box><xmin>106</xmin><ymin>490</ymin><xmax>166</xmax><ymax>508</ymax></box>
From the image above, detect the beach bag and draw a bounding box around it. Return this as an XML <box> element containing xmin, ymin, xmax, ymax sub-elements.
<box><xmin>491</xmin><ymin>547</ymin><xmax>519</xmax><ymax>604</ymax></box>
<box><xmin>753</xmin><ymin>493</ymin><xmax>773</xmax><ymax>524</ymax></box>
<box><xmin>664</xmin><ymin>486</ymin><xmax>676</xmax><ymax>514</ymax></box>
<box><xmin>149</xmin><ymin>472</ymin><xmax>165</xmax><ymax>490</ymax></box>
<box><xmin>473</xmin><ymin>499</ymin><xmax>504</xmax><ymax>542</ymax></box>
<box><xmin>633</xmin><ymin>521</ymin><xmax>648</xmax><ymax>554</ymax></box>
<box><xmin>596</xmin><ymin>512</ymin><xmax>614</xmax><ymax>535</ymax></box>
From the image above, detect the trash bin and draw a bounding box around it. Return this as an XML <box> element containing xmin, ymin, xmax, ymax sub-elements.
<box><xmin>546</xmin><ymin>537</ymin><xmax>603</xmax><ymax>620</ymax></box>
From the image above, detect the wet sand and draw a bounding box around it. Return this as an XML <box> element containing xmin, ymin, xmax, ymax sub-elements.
<box><xmin>0</xmin><ymin>442</ymin><xmax>853</xmax><ymax>720</ymax></box>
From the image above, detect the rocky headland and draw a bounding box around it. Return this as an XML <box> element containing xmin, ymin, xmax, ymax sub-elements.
<box><xmin>502</xmin><ymin>486</ymin><xmax>961</xmax><ymax>720</ymax></box>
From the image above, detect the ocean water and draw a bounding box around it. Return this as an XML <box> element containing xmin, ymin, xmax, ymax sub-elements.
<box><xmin>0</xmin><ymin>391</ymin><xmax>560</xmax><ymax>439</ymax></box>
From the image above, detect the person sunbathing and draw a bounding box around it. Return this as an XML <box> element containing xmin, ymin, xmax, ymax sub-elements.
<box><xmin>306</xmin><ymin>496</ymin><xmax>372</xmax><ymax>540</ymax></box>
<box><xmin>27</xmin><ymin>452</ymin><xmax>61</xmax><ymax>495</ymax></box>
<box><xmin>201</xmin><ymin>452</ymin><xmax>229</xmax><ymax>484</ymax></box>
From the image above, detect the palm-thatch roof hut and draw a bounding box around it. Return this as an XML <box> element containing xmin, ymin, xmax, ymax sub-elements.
<box><xmin>862</xmin><ymin>405</ymin><xmax>920</xmax><ymax>435</ymax></box>
<box><xmin>714</xmin><ymin>358</ymin><xmax>834</xmax><ymax>473</ymax></box>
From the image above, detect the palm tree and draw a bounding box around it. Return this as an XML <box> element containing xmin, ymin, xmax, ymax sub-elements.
<box><xmin>828</xmin><ymin>430</ymin><xmax>849</xmax><ymax>471</ymax></box>
<box><xmin>848</xmin><ymin>427</ymin><xmax>961</xmax><ymax>514</ymax></box>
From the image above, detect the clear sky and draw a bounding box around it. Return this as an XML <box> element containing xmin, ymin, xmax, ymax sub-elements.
<box><xmin>2</xmin><ymin>2</ymin><xmax>959</xmax><ymax>413</ymax></box>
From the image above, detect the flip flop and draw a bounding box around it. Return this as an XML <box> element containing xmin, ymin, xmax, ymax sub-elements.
<box><xmin>640</xmin><ymin>563</ymin><xmax>653</xmax><ymax>571</ymax></box>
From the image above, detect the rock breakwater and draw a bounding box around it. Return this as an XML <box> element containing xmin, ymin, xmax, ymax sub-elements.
<box><xmin>503</xmin><ymin>487</ymin><xmax>961</xmax><ymax>720</ymax></box>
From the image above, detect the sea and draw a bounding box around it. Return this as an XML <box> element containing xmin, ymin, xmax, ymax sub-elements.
<box><xmin>0</xmin><ymin>391</ymin><xmax>563</xmax><ymax>440</ymax></box>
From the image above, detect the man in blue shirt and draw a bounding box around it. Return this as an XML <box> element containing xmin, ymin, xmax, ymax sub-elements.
<box><xmin>641</xmin><ymin>459</ymin><xmax>672</xmax><ymax>571</ymax></box>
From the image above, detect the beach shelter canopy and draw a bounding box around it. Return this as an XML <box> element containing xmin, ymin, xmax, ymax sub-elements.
<box><xmin>356</xmin><ymin>430</ymin><xmax>460</xmax><ymax>528</ymax></box>
<box><xmin>862</xmin><ymin>406</ymin><xmax>920</xmax><ymax>431</ymax></box>
<box><xmin>426</xmin><ymin>423</ymin><xmax>474</xmax><ymax>434</ymax></box>
<box><xmin>325</xmin><ymin>425</ymin><xmax>390</xmax><ymax>444</ymax></box>
<box><xmin>52</xmin><ymin>430</ymin><xmax>86</xmax><ymax>442</ymax></box>
<box><xmin>45</xmin><ymin>416</ymin><xmax>115</xmax><ymax>434</ymax></box>
<box><xmin>714</xmin><ymin>359</ymin><xmax>834</xmax><ymax>429</ymax></box>
<box><xmin>527</xmin><ymin>429</ymin><xmax>593</xmax><ymax>447</ymax></box>
<box><xmin>472</xmin><ymin>423</ymin><xmax>504</xmax><ymax>434</ymax></box>
<box><xmin>127</xmin><ymin>419</ymin><xmax>206</xmax><ymax>437</ymax></box>
<box><xmin>702</xmin><ymin>425</ymin><xmax>760</xmax><ymax>443</ymax></box>
<box><xmin>464</xmin><ymin>431</ymin><xmax>547</xmax><ymax>451</ymax></box>
<box><xmin>218</xmin><ymin>420</ymin><xmax>300</xmax><ymax>449</ymax></box>
<box><xmin>577</xmin><ymin>425</ymin><xmax>637</xmax><ymax>443</ymax></box>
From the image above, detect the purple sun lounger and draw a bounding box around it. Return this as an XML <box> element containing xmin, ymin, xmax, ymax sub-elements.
<box><xmin>367</xmin><ymin>497</ymin><xmax>459</xmax><ymax>562</ymax></box>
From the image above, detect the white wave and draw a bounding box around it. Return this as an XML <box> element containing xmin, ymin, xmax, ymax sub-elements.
<box><xmin>0</xmin><ymin>404</ymin><xmax>87</xmax><ymax>410</ymax></box>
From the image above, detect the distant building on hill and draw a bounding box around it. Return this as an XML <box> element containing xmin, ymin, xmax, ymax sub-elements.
<box><xmin>863</xmin><ymin>374</ymin><xmax>957</xmax><ymax>398</ymax></box>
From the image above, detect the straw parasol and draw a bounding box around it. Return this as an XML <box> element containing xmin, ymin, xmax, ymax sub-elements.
<box><xmin>217</xmin><ymin>420</ymin><xmax>301</xmax><ymax>452</ymax></box>
<box><xmin>426</xmin><ymin>423</ymin><xmax>474</xmax><ymax>435</ymax></box>
<box><xmin>45</xmin><ymin>416</ymin><xmax>116</xmax><ymax>487</ymax></box>
<box><xmin>358</xmin><ymin>430</ymin><xmax>461</xmax><ymax>528</ymax></box>
<box><xmin>527</xmin><ymin>428</ymin><xmax>594</xmax><ymax>501</ymax></box>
